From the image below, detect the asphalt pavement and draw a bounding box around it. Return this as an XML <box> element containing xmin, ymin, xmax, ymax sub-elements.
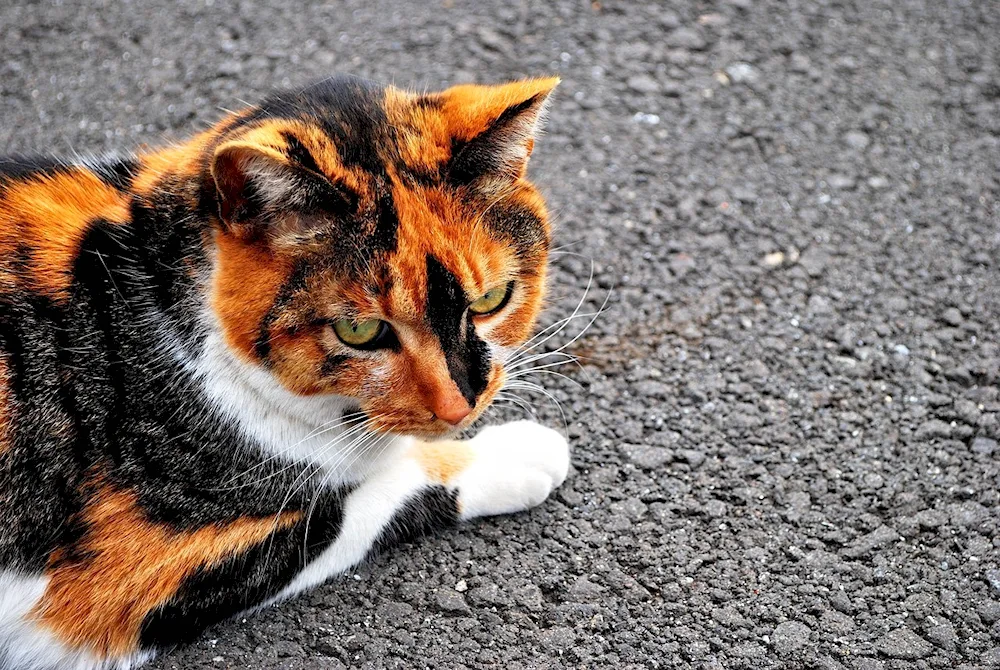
<box><xmin>1</xmin><ymin>0</ymin><xmax>998</xmax><ymax>668</ymax></box>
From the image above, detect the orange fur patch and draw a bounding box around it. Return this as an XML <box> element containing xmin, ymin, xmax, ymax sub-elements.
<box><xmin>410</xmin><ymin>440</ymin><xmax>475</xmax><ymax>484</ymax></box>
<box><xmin>131</xmin><ymin>130</ymin><xmax>216</xmax><ymax>197</ymax></box>
<box><xmin>33</xmin><ymin>483</ymin><xmax>300</xmax><ymax>656</ymax></box>
<box><xmin>0</xmin><ymin>169</ymin><xmax>130</xmax><ymax>299</ymax></box>
<box><xmin>438</xmin><ymin>77</ymin><xmax>560</xmax><ymax>142</ymax></box>
<box><xmin>210</xmin><ymin>230</ymin><xmax>295</xmax><ymax>361</ymax></box>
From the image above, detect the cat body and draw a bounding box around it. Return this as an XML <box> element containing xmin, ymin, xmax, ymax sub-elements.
<box><xmin>0</xmin><ymin>75</ymin><xmax>568</xmax><ymax>669</ymax></box>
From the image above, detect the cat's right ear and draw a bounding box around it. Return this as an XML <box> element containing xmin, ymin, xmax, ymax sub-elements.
<box><xmin>438</xmin><ymin>77</ymin><xmax>559</xmax><ymax>193</ymax></box>
<box><xmin>210</xmin><ymin>142</ymin><xmax>303</xmax><ymax>236</ymax></box>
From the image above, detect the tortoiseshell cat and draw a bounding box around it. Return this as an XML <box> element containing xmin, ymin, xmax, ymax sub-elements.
<box><xmin>0</xmin><ymin>75</ymin><xmax>569</xmax><ymax>670</ymax></box>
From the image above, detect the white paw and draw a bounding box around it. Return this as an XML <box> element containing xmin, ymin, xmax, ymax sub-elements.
<box><xmin>455</xmin><ymin>420</ymin><xmax>570</xmax><ymax>520</ymax></box>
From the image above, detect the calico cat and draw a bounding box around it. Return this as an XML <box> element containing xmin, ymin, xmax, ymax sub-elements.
<box><xmin>0</xmin><ymin>74</ymin><xmax>569</xmax><ymax>670</ymax></box>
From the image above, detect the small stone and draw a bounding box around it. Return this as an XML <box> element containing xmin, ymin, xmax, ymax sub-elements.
<box><xmin>819</xmin><ymin>610</ymin><xmax>856</xmax><ymax>635</ymax></box>
<box><xmin>828</xmin><ymin>174</ymin><xmax>857</xmax><ymax>190</ymax></box>
<box><xmin>455</xmin><ymin>579</ymin><xmax>468</xmax><ymax>592</ymax></box>
<box><xmin>799</xmin><ymin>247</ymin><xmax>829</xmax><ymax>276</ymax></box>
<box><xmin>657</xmin><ymin>10</ymin><xmax>681</xmax><ymax>29</ymax></box>
<box><xmin>843</xmin><ymin>130</ymin><xmax>870</xmax><ymax>150</ymax></box>
<box><xmin>843</xmin><ymin>525</ymin><xmax>900</xmax><ymax>559</ymax></box>
<box><xmin>669</xmin><ymin>253</ymin><xmax>696</xmax><ymax>276</ymax></box>
<box><xmin>763</xmin><ymin>251</ymin><xmax>785</xmax><ymax>267</ymax></box>
<box><xmin>725</xmin><ymin>62</ymin><xmax>759</xmax><ymax>84</ymax></box>
<box><xmin>435</xmin><ymin>590</ymin><xmax>470</xmax><ymax>613</ymax></box>
<box><xmin>620</xmin><ymin>444</ymin><xmax>672</xmax><ymax>469</ymax></box>
<box><xmin>467</xmin><ymin>582</ymin><xmax>506</xmax><ymax>607</ymax></box>
<box><xmin>627</xmin><ymin>74</ymin><xmax>661</xmax><ymax>94</ymax></box>
<box><xmin>978</xmin><ymin>601</ymin><xmax>1000</xmax><ymax>623</ymax></box>
<box><xmin>915</xmin><ymin>419</ymin><xmax>952</xmax><ymax>441</ymax></box>
<box><xmin>892</xmin><ymin>344</ymin><xmax>910</xmax><ymax>357</ymax></box>
<box><xmin>808</xmin><ymin>294</ymin><xmax>833</xmax><ymax>314</ymax></box>
<box><xmin>912</xmin><ymin>509</ymin><xmax>947</xmax><ymax>529</ymax></box>
<box><xmin>941</xmin><ymin>307</ymin><xmax>963</xmax><ymax>326</ymax></box>
<box><xmin>982</xmin><ymin>648</ymin><xmax>1000</xmax><ymax>666</ymax></box>
<box><xmin>789</xmin><ymin>52</ymin><xmax>811</xmax><ymax>73</ymax></box>
<box><xmin>830</xmin><ymin>590</ymin><xmax>855</xmax><ymax>614</ymax></box>
<box><xmin>925</xmin><ymin>622</ymin><xmax>957</xmax><ymax>650</ymax></box>
<box><xmin>712</xmin><ymin>606</ymin><xmax>751</xmax><ymax>628</ymax></box>
<box><xmin>967</xmin><ymin>433</ymin><xmax>997</xmax><ymax>455</ymax></box>
<box><xmin>540</xmin><ymin>626</ymin><xmax>577</xmax><ymax>651</ymax></box>
<box><xmin>732</xmin><ymin>185</ymin><xmax>758</xmax><ymax>202</ymax></box>
<box><xmin>771</xmin><ymin>621</ymin><xmax>811</xmax><ymax>655</ymax></box>
<box><xmin>949</xmin><ymin>501</ymin><xmax>987</xmax><ymax>527</ymax></box>
<box><xmin>867</xmin><ymin>175</ymin><xmax>890</xmax><ymax>189</ymax></box>
<box><xmin>272</xmin><ymin>640</ymin><xmax>304</xmax><ymax>657</ymax></box>
<box><xmin>567</xmin><ymin>576</ymin><xmax>604</xmax><ymax>603</ymax></box>
<box><xmin>666</xmin><ymin>27</ymin><xmax>707</xmax><ymax>50</ymax></box>
<box><xmin>985</xmin><ymin>569</ymin><xmax>1000</xmax><ymax>595</ymax></box>
<box><xmin>680</xmin><ymin>449</ymin><xmax>706</xmax><ymax>468</ymax></box>
<box><xmin>874</xmin><ymin>627</ymin><xmax>933</xmax><ymax>660</ymax></box>
<box><xmin>955</xmin><ymin>399</ymin><xmax>981</xmax><ymax>424</ymax></box>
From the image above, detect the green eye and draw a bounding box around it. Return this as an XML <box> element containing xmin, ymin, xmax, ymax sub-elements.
<box><xmin>469</xmin><ymin>283</ymin><xmax>513</xmax><ymax>315</ymax></box>
<box><xmin>332</xmin><ymin>318</ymin><xmax>386</xmax><ymax>347</ymax></box>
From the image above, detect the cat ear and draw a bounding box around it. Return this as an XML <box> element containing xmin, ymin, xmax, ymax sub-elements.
<box><xmin>440</xmin><ymin>77</ymin><xmax>559</xmax><ymax>191</ymax></box>
<box><xmin>210</xmin><ymin>142</ymin><xmax>306</xmax><ymax>235</ymax></box>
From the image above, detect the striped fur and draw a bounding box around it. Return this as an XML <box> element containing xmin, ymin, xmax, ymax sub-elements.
<box><xmin>0</xmin><ymin>75</ymin><xmax>569</xmax><ymax>669</ymax></box>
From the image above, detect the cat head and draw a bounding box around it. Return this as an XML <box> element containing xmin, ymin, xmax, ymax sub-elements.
<box><xmin>205</xmin><ymin>75</ymin><xmax>558</xmax><ymax>438</ymax></box>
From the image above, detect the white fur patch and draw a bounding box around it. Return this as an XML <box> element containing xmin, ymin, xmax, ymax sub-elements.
<box><xmin>195</xmin><ymin>329</ymin><xmax>404</xmax><ymax>486</ymax></box>
<box><xmin>0</xmin><ymin>571</ymin><xmax>153</xmax><ymax>670</ymax></box>
<box><xmin>272</xmin><ymin>455</ymin><xmax>427</xmax><ymax>601</ymax></box>
<box><xmin>454</xmin><ymin>420</ymin><xmax>569</xmax><ymax>521</ymax></box>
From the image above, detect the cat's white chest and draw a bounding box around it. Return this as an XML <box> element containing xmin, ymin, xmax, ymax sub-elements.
<box><xmin>195</xmin><ymin>331</ymin><xmax>409</xmax><ymax>486</ymax></box>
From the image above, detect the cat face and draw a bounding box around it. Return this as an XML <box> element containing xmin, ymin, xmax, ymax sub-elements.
<box><xmin>206</xmin><ymin>76</ymin><xmax>558</xmax><ymax>437</ymax></box>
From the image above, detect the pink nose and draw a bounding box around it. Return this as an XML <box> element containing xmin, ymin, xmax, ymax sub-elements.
<box><xmin>432</xmin><ymin>395</ymin><xmax>472</xmax><ymax>425</ymax></box>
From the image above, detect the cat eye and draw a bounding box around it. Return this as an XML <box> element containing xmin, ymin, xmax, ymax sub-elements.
<box><xmin>469</xmin><ymin>282</ymin><xmax>514</xmax><ymax>316</ymax></box>
<box><xmin>332</xmin><ymin>318</ymin><xmax>392</xmax><ymax>349</ymax></box>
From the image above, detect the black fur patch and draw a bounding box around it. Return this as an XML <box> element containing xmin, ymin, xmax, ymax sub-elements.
<box><xmin>425</xmin><ymin>255</ymin><xmax>491</xmax><ymax>405</ymax></box>
<box><xmin>371</xmin><ymin>486</ymin><xmax>459</xmax><ymax>556</ymax></box>
<box><xmin>281</xmin><ymin>132</ymin><xmax>322</xmax><ymax>175</ymax></box>
<box><xmin>482</xmin><ymin>200</ymin><xmax>549</xmax><ymax>259</ymax></box>
<box><xmin>254</xmin><ymin>260</ymin><xmax>311</xmax><ymax>362</ymax></box>
<box><xmin>226</xmin><ymin>77</ymin><xmax>401</xmax><ymax>262</ymax></box>
<box><xmin>88</xmin><ymin>155</ymin><xmax>139</xmax><ymax>192</ymax></box>
<box><xmin>0</xmin><ymin>154</ymin><xmax>73</xmax><ymax>186</ymax></box>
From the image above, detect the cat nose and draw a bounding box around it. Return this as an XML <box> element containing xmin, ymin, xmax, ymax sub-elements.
<box><xmin>430</xmin><ymin>392</ymin><xmax>472</xmax><ymax>425</ymax></box>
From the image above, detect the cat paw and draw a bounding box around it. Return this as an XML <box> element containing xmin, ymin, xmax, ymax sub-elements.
<box><xmin>455</xmin><ymin>420</ymin><xmax>570</xmax><ymax>520</ymax></box>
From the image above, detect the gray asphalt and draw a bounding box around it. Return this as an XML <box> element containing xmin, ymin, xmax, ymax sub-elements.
<box><xmin>2</xmin><ymin>0</ymin><xmax>999</xmax><ymax>668</ymax></box>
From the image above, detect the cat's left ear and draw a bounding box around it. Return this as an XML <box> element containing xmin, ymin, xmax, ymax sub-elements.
<box><xmin>210</xmin><ymin>140</ymin><xmax>355</xmax><ymax>239</ymax></box>
<box><xmin>210</xmin><ymin>142</ymin><xmax>304</xmax><ymax>236</ymax></box>
<box><xmin>439</xmin><ymin>77</ymin><xmax>559</xmax><ymax>191</ymax></box>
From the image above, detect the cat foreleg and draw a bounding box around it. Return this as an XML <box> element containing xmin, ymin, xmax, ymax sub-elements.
<box><xmin>277</xmin><ymin>420</ymin><xmax>569</xmax><ymax>600</ymax></box>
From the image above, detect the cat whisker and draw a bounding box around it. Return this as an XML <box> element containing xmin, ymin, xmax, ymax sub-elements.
<box><xmin>505</xmin><ymin>350</ymin><xmax>580</xmax><ymax>372</ymax></box>
<box><xmin>265</xmin><ymin>415</ymin><xmax>388</xmax><ymax>551</ymax></box>
<box><xmin>508</xmin><ymin>367</ymin><xmax>585</xmax><ymax>390</ymax></box>
<box><xmin>502</xmin><ymin>380</ymin><xmax>568</xmax><ymax>430</ymax></box>
<box><xmin>507</xmin><ymin>261</ymin><xmax>598</xmax><ymax>360</ymax></box>
<box><xmin>212</xmin><ymin>411</ymin><xmax>371</xmax><ymax>491</ymax></box>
